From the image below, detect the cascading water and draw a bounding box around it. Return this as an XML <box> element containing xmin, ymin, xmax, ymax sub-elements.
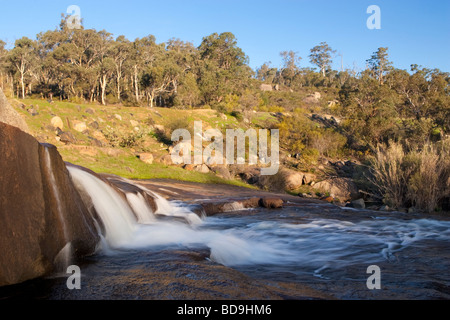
<box><xmin>66</xmin><ymin>165</ymin><xmax>450</xmax><ymax>279</ymax></box>
<box><xmin>57</xmin><ymin>167</ymin><xmax>450</xmax><ymax>299</ymax></box>
<box><xmin>67</xmin><ymin>167</ymin><xmax>139</xmax><ymax>249</ymax></box>
<box><xmin>1</xmin><ymin>163</ymin><xmax>448</xmax><ymax>299</ymax></box>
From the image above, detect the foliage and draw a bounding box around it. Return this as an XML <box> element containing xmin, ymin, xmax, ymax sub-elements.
<box><xmin>1</xmin><ymin>19</ymin><xmax>449</xmax><ymax>213</ymax></box>
<box><xmin>368</xmin><ymin>139</ymin><xmax>450</xmax><ymax>212</ymax></box>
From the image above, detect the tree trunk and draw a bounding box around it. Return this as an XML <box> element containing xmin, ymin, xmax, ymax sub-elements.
<box><xmin>100</xmin><ymin>74</ymin><xmax>107</xmax><ymax>106</ymax></box>
<box><xmin>116</xmin><ymin>64</ymin><xmax>122</xmax><ymax>101</ymax></box>
<box><xmin>134</xmin><ymin>66</ymin><xmax>140</xmax><ymax>103</ymax></box>
<box><xmin>20</xmin><ymin>72</ymin><xmax>25</xmax><ymax>99</ymax></box>
<box><xmin>116</xmin><ymin>75</ymin><xmax>121</xmax><ymax>101</ymax></box>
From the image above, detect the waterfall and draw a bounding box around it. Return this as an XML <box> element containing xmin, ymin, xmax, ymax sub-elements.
<box><xmin>44</xmin><ymin>147</ymin><xmax>72</xmax><ymax>269</ymax></box>
<box><xmin>67</xmin><ymin>166</ymin><xmax>138</xmax><ymax>249</ymax></box>
<box><xmin>110</xmin><ymin>176</ymin><xmax>203</xmax><ymax>225</ymax></box>
<box><xmin>125</xmin><ymin>192</ymin><xmax>156</xmax><ymax>224</ymax></box>
<box><xmin>66</xmin><ymin>166</ymin><xmax>203</xmax><ymax>253</ymax></box>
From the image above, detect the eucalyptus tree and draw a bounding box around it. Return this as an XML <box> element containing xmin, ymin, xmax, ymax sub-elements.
<box><xmin>256</xmin><ymin>62</ymin><xmax>277</xmax><ymax>84</ymax></box>
<box><xmin>94</xmin><ymin>30</ymin><xmax>114</xmax><ymax>105</ymax></box>
<box><xmin>309</xmin><ymin>42</ymin><xmax>336</xmax><ymax>78</ymax></box>
<box><xmin>130</xmin><ymin>35</ymin><xmax>159</xmax><ymax>103</ymax></box>
<box><xmin>197</xmin><ymin>32</ymin><xmax>250</xmax><ymax>105</ymax></box>
<box><xmin>8</xmin><ymin>37</ymin><xmax>37</xmax><ymax>99</ymax></box>
<box><xmin>0</xmin><ymin>40</ymin><xmax>7</xmax><ymax>90</ymax></box>
<box><xmin>366</xmin><ymin>47</ymin><xmax>392</xmax><ymax>85</ymax></box>
<box><xmin>110</xmin><ymin>35</ymin><xmax>131</xmax><ymax>101</ymax></box>
<box><xmin>278</xmin><ymin>50</ymin><xmax>301</xmax><ymax>86</ymax></box>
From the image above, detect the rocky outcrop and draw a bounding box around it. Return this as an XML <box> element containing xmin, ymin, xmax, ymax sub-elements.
<box><xmin>0</xmin><ymin>88</ymin><xmax>29</xmax><ymax>133</ymax></box>
<box><xmin>260</xmin><ymin>197</ymin><xmax>284</xmax><ymax>209</ymax></box>
<box><xmin>0</xmin><ymin>122</ymin><xmax>100</xmax><ymax>287</ymax></box>
<box><xmin>51</xmin><ymin>116</ymin><xmax>64</xmax><ymax>130</ymax></box>
<box><xmin>303</xmin><ymin>92</ymin><xmax>321</xmax><ymax>104</ymax></box>
<box><xmin>195</xmin><ymin>196</ymin><xmax>284</xmax><ymax>216</ymax></box>
<box><xmin>260</xmin><ymin>84</ymin><xmax>273</xmax><ymax>92</ymax></box>
<box><xmin>257</xmin><ymin>168</ymin><xmax>304</xmax><ymax>191</ymax></box>
<box><xmin>139</xmin><ymin>153</ymin><xmax>154</xmax><ymax>164</ymax></box>
<box><xmin>314</xmin><ymin>177</ymin><xmax>360</xmax><ymax>201</ymax></box>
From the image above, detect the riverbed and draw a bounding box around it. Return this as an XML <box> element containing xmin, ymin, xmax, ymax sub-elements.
<box><xmin>1</xmin><ymin>179</ymin><xmax>449</xmax><ymax>300</ymax></box>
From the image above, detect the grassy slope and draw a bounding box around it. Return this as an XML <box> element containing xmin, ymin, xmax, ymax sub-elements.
<box><xmin>10</xmin><ymin>98</ymin><xmax>260</xmax><ymax>188</ymax></box>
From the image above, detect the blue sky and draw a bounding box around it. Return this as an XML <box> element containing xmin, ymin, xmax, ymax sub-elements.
<box><xmin>0</xmin><ymin>0</ymin><xmax>449</xmax><ymax>72</ymax></box>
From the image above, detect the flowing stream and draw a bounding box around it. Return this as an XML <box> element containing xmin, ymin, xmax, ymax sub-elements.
<box><xmin>1</xmin><ymin>166</ymin><xmax>449</xmax><ymax>299</ymax></box>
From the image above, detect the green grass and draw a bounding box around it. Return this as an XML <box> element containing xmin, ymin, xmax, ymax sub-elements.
<box><xmin>11</xmin><ymin>98</ymin><xmax>258</xmax><ymax>189</ymax></box>
<box><xmin>58</xmin><ymin>146</ymin><xmax>255</xmax><ymax>188</ymax></box>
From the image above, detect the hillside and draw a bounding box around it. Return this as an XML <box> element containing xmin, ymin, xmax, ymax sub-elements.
<box><xmin>6</xmin><ymin>88</ymin><xmax>450</xmax><ymax>214</ymax></box>
<box><xmin>7</xmin><ymin>93</ymin><xmax>355</xmax><ymax>195</ymax></box>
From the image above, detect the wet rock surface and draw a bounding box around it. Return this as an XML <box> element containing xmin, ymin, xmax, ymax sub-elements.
<box><xmin>0</xmin><ymin>249</ymin><xmax>331</xmax><ymax>300</ymax></box>
<box><xmin>0</xmin><ymin>123</ymin><xmax>99</xmax><ymax>287</ymax></box>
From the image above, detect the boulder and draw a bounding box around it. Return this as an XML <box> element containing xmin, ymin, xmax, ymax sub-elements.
<box><xmin>27</xmin><ymin>108</ymin><xmax>39</xmax><ymax>116</ymax></box>
<box><xmin>0</xmin><ymin>88</ymin><xmax>29</xmax><ymax>133</ymax></box>
<box><xmin>303</xmin><ymin>92</ymin><xmax>321</xmax><ymax>104</ymax></box>
<box><xmin>238</xmin><ymin>167</ymin><xmax>261</xmax><ymax>185</ymax></box>
<box><xmin>302</xmin><ymin>172</ymin><xmax>316</xmax><ymax>185</ymax></box>
<box><xmin>280</xmin><ymin>169</ymin><xmax>304</xmax><ymax>190</ymax></box>
<box><xmin>260</xmin><ymin>84</ymin><xmax>273</xmax><ymax>92</ymax></box>
<box><xmin>72</xmin><ymin>120</ymin><xmax>87</xmax><ymax>133</ymax></box>
<box><xmin>160</xmin><ymin>154</ymin><xmax>173</xmax><ymax>165</ymax></box>
<box><xmin>260</xmin><ymin>197</ymin><xmax>283</xmax><ymax>209</ymax></box>
<box><xmin>314</xmin><ymin>177</ymin><xmax>360</xmax><ymax>201</ymax></box>
<box><xmin>0</xmin><ymin>122</ymin><xmax>99</xmax><ymax>287</ymax></box>
<box><xmin>209</xmin><ymin>165</ymin><xmax>231</xmax><ymax>180</ymax></box>
<box><xmin>195</xmin><ymin>164</ymin><xmax>210</xmax><ymax>174</ymax></box>
<box><xmin>51</xmin><ymin>116</ymin><xmax>64</xmax><ymax>130</ymax></box>
<box><xmin>85</xmin><ymin>108</ymin><xmax>95</xmax><ymax>115</ymax></box>
<box><xmin>257</xmin><ymin>168</ymin><xmax>303</xmax><ymax>192</ymax></box>
<box><xmin>88</xmin><ymin>137</ymin><xmax>103</xmax><ymax>147</ymax></box>
<box><xmin>60</xmin><ymin>132</ymin><xmax>77</xmax><ymax>144</ymax></box>
<box><xmin>183</xmin><ymin>164</ymin><xmax>195</xmax><ymax>171</ymax></box>
<box><xmin>89</xmin><ymin>121</ymin><xmax>99</xmax><ymax>130</ymax></box>
<box><xmin>320</xmin><ymin>196</ymin><xmax>335</xmax><ymax>203</ymax></box>
<box><xmin>92</xmin><ymin>130</ymin><xmax>107</xmax><ymax>144</ymax></box>
<box><xmin>139</xmin><ymin>153</ymin><xmax>154</xmax><ymax>165</ymax></box>
<box><xmin>348</xmin><ymin>198</ymin><xmax>365</xmax><ymax>209</ymax></box>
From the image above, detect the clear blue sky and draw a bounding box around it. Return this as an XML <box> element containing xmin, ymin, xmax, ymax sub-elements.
<box><xmin>0</xmin><ymin>0</ymin><xmax>449</xmax><ymax>72</ymax></box>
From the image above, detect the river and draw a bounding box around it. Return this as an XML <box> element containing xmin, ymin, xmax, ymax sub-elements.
<box><xmin>1</xmin><ymin>171</ymin><xmax>449</xmax><ymax>300</ymax></box>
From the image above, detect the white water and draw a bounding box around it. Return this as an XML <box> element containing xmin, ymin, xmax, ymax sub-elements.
<box><xmin>68</xmin><ymin>167</ymin><xmax>137</xmax><ymax>248</ymax></box>
<box><xmin>67</xmin><ymin>166</ymin><xmax>450</xmax><ymax>276</ymax></box>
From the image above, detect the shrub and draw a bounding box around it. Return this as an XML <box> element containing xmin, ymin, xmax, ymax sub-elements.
<box><xmin>369</xmin><ymin>142</ymin><xmax>410</xmax><ymax>209</ymax></box>
<box><xmin>156</xmin><ymin>117</ymin><xmax>192</xmax><ymax>145</ymax></box>
<box><xmin>310</xmin><ymin>129</ymin><xmax>347</xmax><ymax>157</ymax></box>
<box><xmin>368</xmin><ymin>139</ymin><xmax>450</xmax><ymax>212</ymax></box>
<box><xmin>406</xmin><ymin>142</ymin><xmax>450</xmax><ymax>212</ymax></box>
<box><xmin>301</xmin><ymin>148</ymin><xmax>320</xmax><ymax>165</ymax></box>
<box><xmin>230</xmin><ymin>110</ymin><xmax>243</xmax><ymax>122</ymax></box>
